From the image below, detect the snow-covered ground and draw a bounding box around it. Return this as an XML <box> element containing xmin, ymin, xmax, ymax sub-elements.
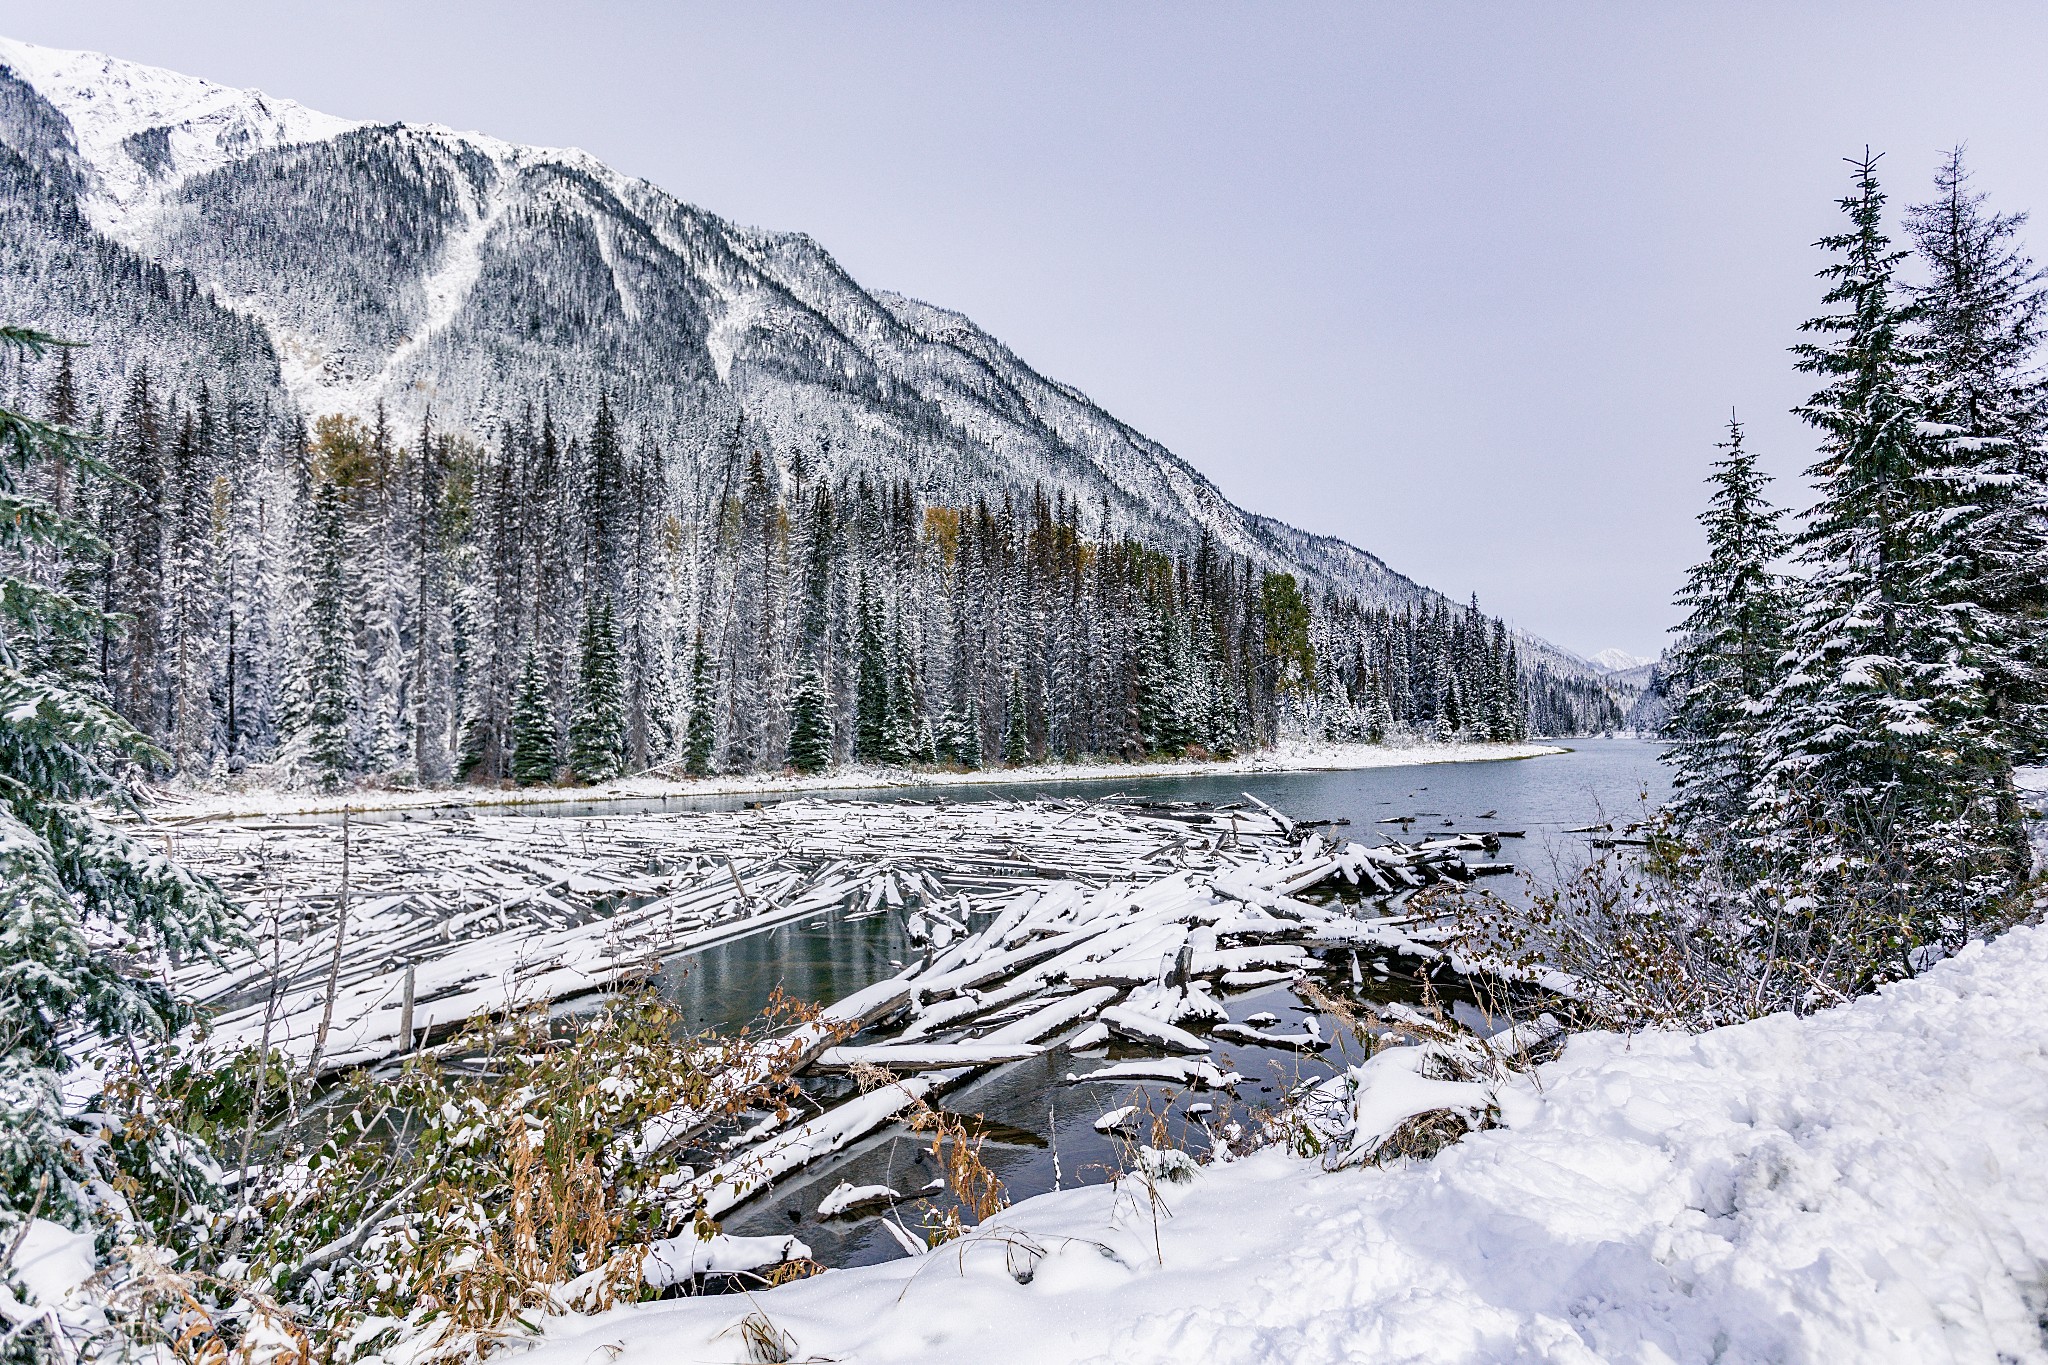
<box><xmin>133</xmin><ymin>741</ymin><xmax>1568</xmax><ymax>822</ymax></box>
<box><xmin>526</xmin><ymin>918</ymin><xmax>2048</xmax><ymax>1365</ymax></box>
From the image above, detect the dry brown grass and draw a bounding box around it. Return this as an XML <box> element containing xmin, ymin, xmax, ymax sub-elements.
<box><xmin>845</xmin><ymin>1060</ymin><xmax>1008</xmax><ymax>1243</ymax></box>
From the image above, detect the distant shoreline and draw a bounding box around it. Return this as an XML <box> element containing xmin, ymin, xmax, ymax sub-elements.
<box><xmin>132</xmin><ymin>740</ymin><xmax>1574</xmax><ymax>823</ymax></box>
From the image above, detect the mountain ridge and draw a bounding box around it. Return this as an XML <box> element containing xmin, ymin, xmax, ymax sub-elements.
<box><xmin>0</xmin><ymin>33</ymin><xmax>1600</xmax><ymax>677</ymax></box>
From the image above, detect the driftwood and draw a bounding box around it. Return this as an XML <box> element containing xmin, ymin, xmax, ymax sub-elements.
<box><xmin>167</xmin><ymin>792</ymin><xmax>1537</xmax><ymax>1223</ymax></box>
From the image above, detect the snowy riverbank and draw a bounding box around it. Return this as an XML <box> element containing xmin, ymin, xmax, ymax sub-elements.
<box><xmin>131</xmin><ymin>740</ymin><xmax>1569</xmax><ymax>822</ymax></box>
<box><xmin>526</xmin><ymin>918</ymin><xmax>2048</xmax><ymax>1365</ymax></box>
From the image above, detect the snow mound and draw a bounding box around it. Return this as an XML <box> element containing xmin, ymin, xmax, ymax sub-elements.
<box><xmin>527</xmin><ymin>922</ymin><xmax>2048</xmax><ymax>1364</ymax></box>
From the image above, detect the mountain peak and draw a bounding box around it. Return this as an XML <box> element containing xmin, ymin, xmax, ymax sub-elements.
<box><xmin>1590</xmin><ymin>648</ymin><xmax>1655</xmax><ymax>674</ymax></box>
<box><xmin>0</xmin><ymin>35</ymin><xmax>357</xmax><ymax>230</ymax></box>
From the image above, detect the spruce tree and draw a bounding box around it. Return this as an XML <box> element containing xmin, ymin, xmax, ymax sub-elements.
<box><xmin>1906</xmin><ymin>148</ymin><xmax>2048</xmax><ymax>762</ymax></box>
<box><xmin>0</xmin><ymin>326</ymin><xmax>231</xmax><ymax>1236</ymax></box>
<box><xmin>1360</xmin><ymin>669</ymin><xmax>1391</xmax><ymax>745</ymax></box>
<box><xmin>936</xmin><ymin>696</ymin><xmax>981</xmax><ymax>769</ymax></box>
<box><xmin>785</xmin><ymin>659</ymin><xmax>833</xmax><ymax>773</ymax></box>
<box><xmin>884</xmin><ymin>615</ymin><xmax>922</xmax><ymax>766</ymax></box>
<box><xmin>510</xmin><ymin>650</ymin><xmax>557</xmax><ymax>786</ymax></box>
<box><xmin>302</xmin><ymin>478</ymin><xmax>352</xmax><ymax>791</ymax></box>
<box><xmin>1003</xmin><ymin>673</ymin><xmax>1031</xmax><ymax>766</ymax></box>
<box><xmin>1663</xmin><ymin>416</ymin><xmax>1791</xmax><ymax>836</ymax></box>
<box><xmin>568</xmin><ymin>595</ymin><xmax>627</xmax><ymax>782</ymax></box>
<box><xmin>682</xmin><ymin>632</ymin><xmax>716</xmax><ymax>777</ymax></box>
<box><xmin>1750</xmin><ymin>152</ymin><xmax>2018</xmax><ymax>963</ymax></box>
<box><xmin>105</xmin><ymin>365</ymin><xmax>167</xmax><ymax>735</ymax></box>
<box><xmin>853</xmin><ymin>580</ymin><xmax>889</xmax><ymax>762</ymax></box>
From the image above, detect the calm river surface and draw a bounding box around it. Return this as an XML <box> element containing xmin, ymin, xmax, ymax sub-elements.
<box><xmin>653</xmin><ymin>738</ymin><xmax>1669</xmax><ymax>1266</ymax></box>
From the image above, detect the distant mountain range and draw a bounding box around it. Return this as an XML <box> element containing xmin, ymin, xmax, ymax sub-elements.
<box><xmin>1590</xmin><ymin>648</ymin><xmax>1655</xmax><ymax>674</ymax></box>
<box><xmin>0</xmin><ymin>34</ymin><xmax>1603</xmax><ymax>680</ymax></box>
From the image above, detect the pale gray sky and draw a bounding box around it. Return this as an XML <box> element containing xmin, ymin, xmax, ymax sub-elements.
<box><xmin>5</xmin><ymin>1</ymin><xmax>2046</xmax><ymax>660</ymax></box>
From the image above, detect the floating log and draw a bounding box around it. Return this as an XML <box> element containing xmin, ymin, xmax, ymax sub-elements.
<box><xmin>164</xmin><ymin>789</ymin><xmax>1563</xmax><ymax>1228</ymax></box>
<box><xmin>813</xmin><ymin>1042</ymin><xmax>1045</xmax><ymax>1071</ymax></box>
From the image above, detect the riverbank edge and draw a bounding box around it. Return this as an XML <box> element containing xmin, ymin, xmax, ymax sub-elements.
<box><xmin>129</xmin><ymin>740</ymin><xmax>1572</xmax><ymax>823</ymax></box>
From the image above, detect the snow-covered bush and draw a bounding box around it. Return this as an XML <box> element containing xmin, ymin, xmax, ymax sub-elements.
<box><xmin>1449</xmin><ymin>805</ymin><xmax>2037</xmax><ymax>1030</ymax></box>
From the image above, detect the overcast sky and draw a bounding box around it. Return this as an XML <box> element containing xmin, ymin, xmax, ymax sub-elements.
<box><xmin>4</xmin><ymin>2</ymin><xmax>2046</xmax><ymax>660</ymax></box>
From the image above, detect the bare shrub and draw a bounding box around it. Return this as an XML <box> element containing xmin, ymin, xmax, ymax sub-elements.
<box><xmin>105</xmin><ymin>985</ymin><xmax>822</xmax><ymax>1362</ymax></box>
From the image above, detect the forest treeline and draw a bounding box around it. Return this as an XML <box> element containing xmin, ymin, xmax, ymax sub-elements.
<box><xmin>14</xmin><ymin>363</ymin><xmax>1618</xmax><ymax>790</ymax></box>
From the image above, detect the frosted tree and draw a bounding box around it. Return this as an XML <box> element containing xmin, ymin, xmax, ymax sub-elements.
<box><xmin>1906</xmin><ymin>148</ymin><xmax>2048</xmax><ymax>763</ymax></box>
<box><xmin>785</xmin><ymin>659</ymin><xmax>833</xmax><ymax>774</ymax></box>
<box><xmin>0</xmin><ymin>326</ymin><xmax>231</xmax><ymax>1236</ymax></box>
<box><xmin>409</xmin><ymin>418</ymin><xmax>455</xmax><ymax>785</ymax></box>
<box><xmin>300</xmin><ymin>478</ymin><xmax>353</xmax><ymax>792</ymax></box>
<box><xmin>510</xmin><ymin>650</ymin><xmax>557</xmax><ymax>787</ymax></box>
<box><xmin>1663</xmin><ymin>416</ymin><xmax>1791</xmax><ymax>836</ymax></box>
<box><xmin>1750</xmin><ymin>152</ymin><xmax>2018</xmax><ymax>965</ymax></box>
<box><xmin>103</xmin><ymin>365</ymin><xmax>167</xmax><ymax>737</ymax></box>
<box><xmin>568</xmin><ymin>594</ymin><xmax>627</xmax><ymax>782</ymax></box>
<box><xmin>1003</xmin><ymin>672</ymin><xmax>1031</xmax><ymax>766</ymax></box>
<box><xmin>936</xmin><ymin>696</ymin><xmax>981</xmax><ymax>770</ymax></box>
<box><xmin>682</xmin><ymin>632</ymin><xmax>717</xmax><ymax>778</ymax></box>
<box><xmin>853</xmin><ymin>578</ymin><xmax>890</xmax><ymax>763</ymax></box>
<box><xmin>1361</xmin><ymin>668</ymin><xmax>1392</xmax><ymax>745</ymax></box>
<box><xmin>163</xmin><ymin>393</ymin><xmax>224</xmax><ymax>771</ymax></box>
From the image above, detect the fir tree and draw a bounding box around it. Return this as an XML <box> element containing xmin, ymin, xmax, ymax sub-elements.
<box><xmin>853</xmin><ymin>579</ymin><xmax>889</xmax><ymax>763</ymax></box>
<box><xmin>0</xmin><ymin>325</ymin><xmax>231</xmax><ymax>1236</ymax></box>
<box><xmin>301</xmin><ymin>478</ymin><xmax>352</xmax><ymax>791</ymax></box>
<box><xmin>1750</xmin><ymin>152</ymin><xmax>2019</xmax><ymax>963</ymax></box>
<box><xmin>1663</xmin><ymin>416</ymin><xmax>1791</xmax><ymax>835</ymax></box>
<box><xmin>1361</xmin><ymin>669</ymin><xmax>1392</xmax><ymax>745</ymax></box>
<box><xmin>682</xmin><ymin>632</ymin><xmax>716</xmax><ymax>778</ymax></box>
<box><xmin>510</xmin><ymin>650</ymin><xmax>556</xmax><ymax>786</ymax></box>
<box><xmin>104</xmin><ymin>364</ymin><xmax>167</xmax><ymax>735</ymax></box>
<box><xmin>884</xmin><ymin>614</ymin><xmax>923</xmax><ymax>765</ymax></box>
<box><xmin>1906</xmin><ymin>148</ymin><xmax>2048</xmax><ymax>762</ymax></box>
<box><xmin>1003</xmin><ymin>673</ymin><xmax>1031</xmax><ymax>766</ymax></box>
<box><xmin>785</xmin><ymin>659</ymin><xmax>833</xmax><ymax>773</ymax></box>
<box><xmin>568</xmin><ymin>595</ymin><xmax>627</xmax><ymax>782</ymax></box>
<box><xmin>936</xmin><ymin>697</ymin><xmax>981</xmax><ymax>769</ymax></box>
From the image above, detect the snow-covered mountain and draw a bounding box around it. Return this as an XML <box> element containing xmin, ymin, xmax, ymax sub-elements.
<box><xmin>0</xmin><ymin>35</ymin><xmax>1596</xmax><ymax>674</ymax></box>
<box><xmin>1590</xmin><ymin>648</ymin><xmax>1654</xmax><ymax>674</ymax></box>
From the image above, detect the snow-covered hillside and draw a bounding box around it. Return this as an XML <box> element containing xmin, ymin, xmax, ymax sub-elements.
<box><xmin>1592</xmin><ymin>648</ymin><xmax>1654</xmax><ymax>673</ymax></box>
<box><xmin>526</xmin><ymin>918</ymin><xmax>2048</xmax><ymax>1364</ymax></box>
<box><xmin>0</xmin><ymin>34</ymin><xmax>1591</xmax><ymax>658</ymax></box>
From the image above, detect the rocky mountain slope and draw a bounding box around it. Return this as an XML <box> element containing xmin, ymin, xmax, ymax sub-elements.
<box><xmin>0</xmin><ymin>35</ymin><xmax>1597</xmax><ymax>675</ymax></box>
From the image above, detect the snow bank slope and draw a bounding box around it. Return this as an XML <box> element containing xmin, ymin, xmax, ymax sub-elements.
<box><xmin>532</xmin><ymin>923</ymin><xmax>2048</xmax><ymax>1364</ymax></box>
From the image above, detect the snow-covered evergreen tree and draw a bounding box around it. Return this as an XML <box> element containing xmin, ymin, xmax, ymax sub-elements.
<box><xmin>682</xmin><ymin>632</ymin><xmax>716</xmax><ymax>778</ymax></box>
<box><xmin>936</xmin><ymin>697</ymin><xmax>981</xmax><ymax>770</ymax></box>
<box><xmin>1906</xmin><ymin>148</ymin><xmax>2048</xmax><ymax>763</ymax></box>
<box><xmin>1663</xmin><ymin>416</ymin><xmax>1791</xmax><ymax>836</ymax></box>
<box><xmin>0</xmin><ymin>325</ymin><xmax>231</xmax><ymax>1236</ymax></box>
<box><xmin>785</xmin><ymin>659</ymin><xmax>832</xmax><ymax>773</ymax></box>
<box><xmin>1002</xmin><ymin>672</ymin><xmax>1031</xmax><ymax>767</ymax></box>
<box><xmin>300</xmin><ymin>477</ymin><xmax>353</xmax><ymax>792</ymax></box>
<box><xmin>1749</xmin><ymin>153</ymin><xmax>2020</xmax><ymax>963</ymax></box>
<box><xmin>852</xmin><ymin>578</ymin><xmax>889</xmax><ymax>764</ymax></box>
<box><xmin>509</xmin><ymin>650</ymin><xmax>556</xmax><ymax>787</ymax></box>
<box><xmin>568</xmin><ymin>595</ymin><xmax>627</xmax><ymax>782</ymax></box>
